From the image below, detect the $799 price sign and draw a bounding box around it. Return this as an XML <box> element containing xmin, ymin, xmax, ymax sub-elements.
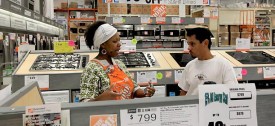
<box><xmin>120</xmin><ymin>107</ymin><xmax>161</xmax><ymax>126</ymax></box>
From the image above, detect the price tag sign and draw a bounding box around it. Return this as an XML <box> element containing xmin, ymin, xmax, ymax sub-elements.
<box><xmin>54</xmin><ymin>41</ymin><xmax>74</xmax><ymax>54</ymax></box>
<box><xmin>141</xmin><ymin>16</ymin><xmax>151</xmax><ymax>24</ymax></box>
<box><xmin>120</xmin><ymin>40</ymin><xmax>136</xmax><ymax>53</ymax></box>
<box><xmin>195</xmin><ymin>18</ymin><xmax>204</xmax><ymax>24</ymax></box>
<box><xmin>236</xmin><ymin>38</ymin><xmax>250</xmax><ymax>51</ymax></box>
<box><xmin>199</xmin><ymin>84</ymin><xmax>257</xmax><ymax>126</ymax></box>
<box><xmin>25</xmin><ymin>75</ymin><xmax>49</xmax><ymax>90</ymax></box>
<box><xmin>172</xmin><ymin>17</ymin><xmax>181</xmax><ymax>24</ymax></box>
<box><xmin>156</xmin><ymin>17</ymin><xmax>166</xmax><ymax>24</ymax></box>
<box><xmin>120</xmin><ymin>107</ymin><xmax>161</xmax><ymax>126</ymax></box>
<box><xmin>137</xmin><ymin>71</ymin><xmax>157</xmax><ymax>85</ymax></box>
<box><xmin>263</xmin><ymin>67</ymin><xmax>275</xmax><ymax>79</ymax></box>
<box><xmin>113</xmin><ymin>17</ymin><xmax>123</xmax><ymax>24</ymax></box>
<box><xmin>234</xmin><ymin>68</ymin><xmax>242</xmax><ymax>80</ymax></box>
<box><xmin>174</xmin><ymin>70</ymin><xmax>184</xmax><ymax>83</ymax></box>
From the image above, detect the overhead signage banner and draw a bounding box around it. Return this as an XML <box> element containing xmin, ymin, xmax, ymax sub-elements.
<box><xmin>118</xmin><ymin>0</ymin><xmax>209</xmax><ymax>5</ymax></box>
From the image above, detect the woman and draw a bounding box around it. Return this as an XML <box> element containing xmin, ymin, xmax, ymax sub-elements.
<box><xmin>80</xmin><ymin>21</ymin><xmax>155</xmax><ymax>102</ymax></box>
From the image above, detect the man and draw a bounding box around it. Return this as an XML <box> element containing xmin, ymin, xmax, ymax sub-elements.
<box><xmin>178</xmin><ymin>28</ymin><xmax>238</xmax><ymax>96</ymax></box>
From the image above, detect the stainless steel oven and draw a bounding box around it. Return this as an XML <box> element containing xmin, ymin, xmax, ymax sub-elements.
<box><xmin>114</xmin><ymin>25</ymin><xmax>133</xmax><ymax>40</ymax></box>
<box><xmin>134</xmin><ymin>25</ymin><xmax>160</xmax><ymax>40</ymax></box>
<box><xmin>160</xmin><ymin>25</ymin><xmax>185</xmax><ymax>40</ymax></box>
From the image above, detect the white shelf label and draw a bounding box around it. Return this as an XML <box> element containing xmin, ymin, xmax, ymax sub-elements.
<box><xmin>195</xmin><ymin>18</ymin><xmax>204</xmax><ymax>24</ymax></box>
<box><xmin>234</xmin><ymin>68</ymin><xmax>242</xmax><ymax>80</ymax></box>
<box><xmin>236</xmin><ymin>38</ymin><xmax>250</xmax><ymax>51</ymax></box>
<box><xmin>25</xmin><ymin>75</ymin><xmax>49</xmax><ymax>90</ymax></box>
<box><xmin>27</xmin><ymin>21</ymin><xmax>37</xmax><ymax>31</ymax></box>
<box><xmin>171</xmin><ymin>17</ymin><xmax>181</xmax><ymax>24</ymax></box>
<box><xmin>0</xmin><ymin>14</ymin><xmax>11</xmax><ymax>27</ymax></box>
<box><xmin>137</xmin><ymin>71</ymin><xmax>157</xmax><ymax>85</ymax></box>
<box><xmin>174</xmin><ymin>70</ymin><xmax>183</xmax><ymax>83</ymax></box>
<box><xmin>10</xmin><ymin>16</ymin><xmax>26</xmax><ymax>30</ymax></box>
<box><xmin>263</xmin><ymin>67</ymin><xmax>275</xmax><ymax>79</ymax></box>
<box><xmin>141</xmin><ymin>16</ymin><xmax>151</xmax><ymax>24</ymax></box>
<box><xmin>120</xmin><ymin>40</ymin><xmax>136</xmax><ymax>53</ymax></box>
<box><xmin>113</xmin><ymin>17</ymin><xmax>123</xmax><ymax>24</ymax></box>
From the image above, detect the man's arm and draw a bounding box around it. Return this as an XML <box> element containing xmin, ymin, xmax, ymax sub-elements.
<box><xmin>179</xmin><ymin>90</ymin><xmax>187</xmax><ymax>96</ymax></box>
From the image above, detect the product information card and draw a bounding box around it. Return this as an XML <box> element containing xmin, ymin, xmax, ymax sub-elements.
<box><xmin>199</xmin><ymin>84</ymin><xmax>257</xmax><ymax>126</ymax></box>
<box><xmin>23</xmin><ymin>104</ymin><xmax>62</xmax><ymax>126</ymax></box>
<box><xmin>120</xmin><ymin>104</ymin><xmax>198</xmax><ymax>126</ymax></box>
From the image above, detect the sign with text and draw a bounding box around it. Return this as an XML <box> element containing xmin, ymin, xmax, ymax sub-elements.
<box><xmin>141</xmin><ymin>16</ymin><xmax>151</xmax><ymax>24</ymax></box>
<box><xmin>174</xmin><ymin>70</ymin><xmax>184</xmax><ymax>83</ymax></box>
<box><xmin>199</xmin><ymin>84</ymin><xmax>257</xmax><ymax>126</ymax></box>
<box><xmin>120</xmin><ymin>104</ymin><xmax>198</xmax><ymax>126</ymax></box>
<box><xmin>137</xmin><ymin>71</ymin><xmax>157</xmax><ymax>85</ymax></box>
<box><xmin>236</xmin><ymin>38</ymin><xmax>250</xmax><ymax>51</ymax></box>
<box><xmin>151</xmin><ymin>5</ymin><xmax>166</xmax><ymax>17</ymax></box>
<box><xmin>156</xmin><ymin>17</ymin><xmax>166</xmax><ymax>24</ymax></box>
<box><xmin>120</xmin><ymin>40</ymin><xmax>136</xmax><ymax>53</ymax></box>
<box><xmin>54</xmin><ymin>41</ymin><xmax>74</xmax><ymax>54</ymax></box>
<box><xmin>24</xmin><ymin>104</ymin><xmax>61</xmax><ymax>126</ymax></box>
<box><xmin>263</xmin><ymin>67</ymin><xmax>275</xmax><ymax>79</ymax></box>
<box><xmin>234</xmin><ymin>68</ymin><xmax>243</xmax><ymax>80</ymax></box>
<box><xmin>25</xmin><ymin>75</ymin><xmax>49</xmax><ymax>90</ymax></box>
<box><xmin>0</xmin><ymin>14</ymin><xmax>11</xmax><ymax>27</ymax></box>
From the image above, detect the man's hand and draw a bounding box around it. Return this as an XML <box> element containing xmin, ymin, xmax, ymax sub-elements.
<box><xmin>179</xmin><ymin>90</ymin><xmax>187</xmax><ymax>96</ymax></box>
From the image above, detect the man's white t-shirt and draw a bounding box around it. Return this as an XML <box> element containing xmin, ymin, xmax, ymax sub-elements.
<box><xmin>178</xmin><ymin>56</ymin><xmax>238</xmax><ymax>95</ymax></box>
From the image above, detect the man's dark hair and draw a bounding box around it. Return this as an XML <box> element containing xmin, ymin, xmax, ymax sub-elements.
<box><xmin>186</xmin><ymin>28</ymin><xmax>214</xmax><ymax>49</ymax></box>
<box><xmin>84</xmin><ymin>21</ymin><xmax>107</xmax><ymax>49</ymax></box>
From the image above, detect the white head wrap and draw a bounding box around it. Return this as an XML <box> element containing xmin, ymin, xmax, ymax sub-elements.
<box><xmin>93</xmin><ymin>24</ymin><xmax>117</xmax><ymax>49</ymax></box>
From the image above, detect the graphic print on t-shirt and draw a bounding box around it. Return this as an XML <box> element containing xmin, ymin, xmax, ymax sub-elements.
<box><xmin>195</xmin><ymin>74</ymin><xmax>207</xmax><ymax>80</ymax></box>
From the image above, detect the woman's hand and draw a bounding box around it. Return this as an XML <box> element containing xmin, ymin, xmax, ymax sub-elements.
<box><xmin>144</xmin><ymin>86</ymin><xmax>155</xmax><ymax>97</ymax></box>
<box><xmin>94</xmin><ymin>85</ymin><xmax>122</xmax><ymax>101</ymax></box>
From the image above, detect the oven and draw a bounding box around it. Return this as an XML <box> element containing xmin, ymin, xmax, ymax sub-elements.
<box><xmin>160</xmin><ymin>25</ymin><xmax>185</xmax><ymax>40</ymax></box>
<box><xmin>134</xmin><ymin>25</ymin><xmax>160</xmax><ymax>40</ymax></box>
<box><xmin>114</xmin><ymin>25</ymin><xmax>133</xmax><ymax>40</ymax></box>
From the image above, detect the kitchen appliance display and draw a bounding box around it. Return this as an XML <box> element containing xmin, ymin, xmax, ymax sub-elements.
<box><xmin>30</xmin><ymin>54</ymin><xmax>89</xmax><ymax>70</ymax></box>
<box><xmin>115</xmin><ymin>52</ymin><xmax>158</xmax><ymax>68</ymax></box>
<box><xmin>169</xmin><ymin>53</ymin><xmax>194</xmax><ymax>67</ymax></box>
<box><xmin>226</xmin><ymin>51</ymin><xmax>275</xmax><ymax>64</ymax></box>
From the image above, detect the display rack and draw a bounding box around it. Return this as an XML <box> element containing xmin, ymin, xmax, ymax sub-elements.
<box><xmin>54</xmin><ymin>8</ymin><xmax>97</xmax><ymax>40</ymax></box>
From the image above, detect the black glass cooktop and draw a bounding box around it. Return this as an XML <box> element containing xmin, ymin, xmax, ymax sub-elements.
<box><xmin>226</xmin><ymin>51</ymin><xmax>275</xmax><ymax>64</ymax></box>
<box><xmin>170</xmin><ymin>53</ymin><xmax>194</xmax><ymax>67</ymax></box>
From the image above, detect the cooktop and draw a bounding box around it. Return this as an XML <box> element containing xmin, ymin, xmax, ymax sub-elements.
<box><xmin>115</xmin><ymin>52</ymin><xmax>157</xmax><ymax>68</ymax></box>
<box><xmin>30</xmin><ymin>54</ymin><xmax>89</xmax><ymax>70</ymax></box>
<box><xmin>170</xmin><ymin>53</ymin><xmax>194</xmax><ymax>67</ymax></box>
<box><xmin>226</xmin><ymin>51</ymin><xmax>275</xmax><ymax>64</ymax></box>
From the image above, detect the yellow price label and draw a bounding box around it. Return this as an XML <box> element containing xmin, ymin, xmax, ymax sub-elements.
<box><xmin>54</xmin><ymin>41</ymin><xmax>74</xmax><ymax>54</ymax></box>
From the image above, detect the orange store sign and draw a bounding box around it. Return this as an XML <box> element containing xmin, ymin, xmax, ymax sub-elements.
<box><xmin>151</xmin><ymin>5</ymin><xmax>166</xmax><ymax>17</ymax></box>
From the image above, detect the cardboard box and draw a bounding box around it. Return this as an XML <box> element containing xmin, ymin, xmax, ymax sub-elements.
<box><xmin>142</xmin><ymin>5</ymin><xmax>150</xmax><ymax>15</ymax></box>
<box><xmin>230</xmin><ymin>25</ymin><xmax>240</xmax><ymax>32</ymax></box>
<box><xmin>219</xmin><ymin>25</ymin><xmax>229</xmax><ymax>32</ymax></box>
<box><xmin>230</xmin><ymin>32</ymin><xmax>240</xmax><ymax>45</ymax></box>
<box><xmin>70</xmin><ymin>2</ymin><xmax>78</xmax><ymax>8</ymax></box>
<box><xmin>241</xmin><ymin>32</ymin><xmax>252</xmax><ymax>38</ymax></box>
<box><xmin>220</xmin><ymin>33</ymin><xmax>229</xmax><ymax>45</ymax></box>
<box><xmin>61</xmin><ymin>3</ymin><xmax>68</xmax><ymax>9</ymax></box>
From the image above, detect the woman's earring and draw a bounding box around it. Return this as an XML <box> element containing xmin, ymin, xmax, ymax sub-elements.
<box><xmin>101</xmin><ymin>49</ymin><xmax>107</xmax><ymax>54</ymax></box>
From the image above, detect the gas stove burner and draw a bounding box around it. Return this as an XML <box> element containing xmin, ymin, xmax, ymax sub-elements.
<box><xmin>226</xmin><ymin>51</ymin><xmax>275</xmax><ymax>64</ymax></box>
<box><xmin>30</xmin><ymin>54</ymin><xmax>89</xmax><ymax>71</ymax></box>
<box><xmin>114</xmin><ymin>52</ymin><xmax>155</xmax><ymax>68</ymax></box>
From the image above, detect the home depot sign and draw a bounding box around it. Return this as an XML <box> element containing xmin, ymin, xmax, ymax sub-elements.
<box><xmin>151</xmin><ymin>5</ymin><xmax>166</xmax><ymax>17</ymax></box>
